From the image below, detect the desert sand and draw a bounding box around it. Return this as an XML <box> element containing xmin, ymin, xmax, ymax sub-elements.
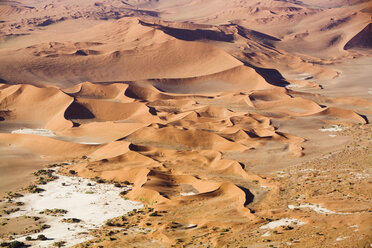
<box><xmin>0</xmin><ymin>0</ymin><xmax>371</xmax><ymax>247</ymax></box>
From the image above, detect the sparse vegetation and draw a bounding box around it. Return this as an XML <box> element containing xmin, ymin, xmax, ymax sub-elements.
<box><xmin>2</xmin><ymin>208</ymin><xmax>20</xmax><ymax>215</ymax></box>
<box><xmin>7</xmin><ymin>192</ymin><xmax>23</xmax><ymax>198</ymax></box>
<box><xmin>0</xmin><ymin>241</ymin><xmax>26</xmax><ymax>248</ymax></box>
<box><xmin>53</xmin><ymin>241</ymin><xmax>66</xmax><ymax>247</ymax></box>
<box><xmin>37</xmin><ymin>234</ymin><xmax>48</xmax><ymax>240</ymax></box>
<box><xmin>105</xmin><ymin>220</ymin><xmax>114</xmax><ymax>226</ymax></box>
<box><xmin>39</xmin><ymin>208</ymin><xmax>67</xmax><ymax>216</ymax></box>
<box><xmin>26</xmin><ymin>185</ymin><xmax>45</xmax><ymax>194</ymax></box>
<box><xmin>61</xmin><ymin>218</ymin><xmax>81</xmax><ymax>223</ymax></box>
<box><xmin>40</xmin><ymin>224</ymin><xmax>51</xmax><ymax>230</ymax></box>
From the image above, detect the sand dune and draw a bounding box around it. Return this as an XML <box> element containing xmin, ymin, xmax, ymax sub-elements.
<box><xmin>0</xmin><ymin>0</ymin><xmax>371</xmax><ymax>247</ymax></box>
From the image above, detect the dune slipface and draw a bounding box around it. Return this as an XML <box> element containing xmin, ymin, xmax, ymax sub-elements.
<box><xmin>0</xmin><ymin>0</ymin><xmax>371</xmax><ymax>247</ymax></box>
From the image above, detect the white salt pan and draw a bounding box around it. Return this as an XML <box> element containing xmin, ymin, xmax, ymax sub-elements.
<box><xmin>11</xmin><ymin>173</ymin><xmax>143</xmax><ymax>247</ymax></box>
<box><xmin>11</xmin><ymin>128</ymin><xmax>56</xmax><ymax>137</ymax></box>
<box><xmin>180</xmin><ymin>192</ymin><xmax>197</xmax><ymax>196</ymax></box>
<box><xmin>319</xmin><ymin>125</ymin><xmax>345</xmax><ymax>132</ymax></box>
<box><xmin>288</xmin><ymin>203</ymin><xmax>352</xmax><ymax>215</ymax></box>
<box><xmin>259</xmin><ymin>218</ymin><xmax>305</xmax><ymax>229</ymax></box>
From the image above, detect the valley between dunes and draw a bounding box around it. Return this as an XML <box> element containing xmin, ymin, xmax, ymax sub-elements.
<box><xmin>0</xmin><ymin>0</ymin><xmax>371</xmax><ymax>247</ymax></box>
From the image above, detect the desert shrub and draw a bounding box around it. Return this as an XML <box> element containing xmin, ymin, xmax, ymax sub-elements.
<box><xmin>37</xmin><ymin>234</ymin><xmax>47</xmax><ymax>240</ymax></box>
<box><xmin>61</xmin><ymin>218</ymin><xmax>81</xmax><ymax>223</ymax></box>
<box><xmin>9</xmin><ymin>241</ymin><xmax>26</xmax><ymax>248</ymax></box>
<box><xmin>69</xmin><ymin>170</ymin><xmax>76</xmax><ymax>175</ymax></box>
<box><xmin>53</xmin><ymin>241</ymin><xmax>66</xmax><ymax>247</ymax></box>
<box><xmin>105</xmin><ymin>220</ymin><xmax>114</xmax><ymax>226</ymax></box>
<box><xmin>7</xmin><ymin>192</ymin><xmax>23</xmax><ymax>198</ymax></box>
<box><xmin>114</xmin><ymin>183</ymin><xmax>121</xmax><ymax>188</ymax></box>
<box><xmin>26</xmin><ymin>185</ymin><xmax>44</xmax><ymax>194</ymax></box>
<box><xmin>39</xmin><ymin>209</ymin><xmax>67</xmax><ymax>216</ymax></box>
<box><xmin>119</xmin><ymin>191</ymin><xmax>128</xmax><ymax>196</ymax></box>
<box><xmin>25</xmin><ymin>236</ymin><xmax>32</xmax><ymax>241</ymax></box>
<box><xmin>40</xmin><ymin>224</ymin><xmax>51</xmax><ymax>230</ymax></box>
<box><xmin>2</xmin><ymin>208</ymin><xmax>20</xmax><ymax>215</ymax></box>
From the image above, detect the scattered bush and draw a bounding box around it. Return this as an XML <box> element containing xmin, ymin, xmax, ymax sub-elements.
<box><xmin>149</xmin><ymin>211</ymin><xmax>161</xmax><ymax>217</ymax></box>
<box><xmin>39</xmin><ymin>209</ymin><xmax>67</xmax><ymax>216</ymax></box>
<box><xmin>25</xmin><ymin>236</ymin><xmax>32</xmax><ymax>241</ymax></box>
<box><xmin>2</xmin><ymin>208</ymin><xmax>20</xmax><ymax>215</ymax></box>
<box><xmin>61</xmin><ymin>218</ymin><xmax>81</xmax><ymax>223</ymax></box>
<box><xmin>119</xmin><ymin>191</ymin><xmax>128</xmax><ymax>196</ymax></box>
<box><xmin>105</xmin><ymin>220</ymin><xmax>114</xmax><ymax>226</ymax></box>
<box><xmin>40</xmin><ymin>224</ymin><xmax>51</xmax><ymax>230</ymax></box>
<box><xmin>26</xmin><ymin>185</ymin><xmax>44</xmax><ymax>194</ymax></box>
<box><xmin>37</xmin><ymin>234</ymin><xmax>47</xmax><ymax>240</ymax></box>
<box><xmin>7</xmin><ymin>192</ymin><xmax>23</xmax><ymax>198</ymax></box>
<box><xmin>53</xmin><ymin>241</ymin><xmax>66</xmax><ymax>247</ymax></box>
<box><xmin>68</xmin><ymin>170</ymin><xmax>76</xmax><ymax>175</ymax></box>
<box><xmin>4</xmin><ymin>241</ymin><xmax>26</xmax><ymax>248</ymax></box>
<box><xmin>114</xmin><ymin>183</ymin><xmax>121</xmax><ymax>188</ymax></box>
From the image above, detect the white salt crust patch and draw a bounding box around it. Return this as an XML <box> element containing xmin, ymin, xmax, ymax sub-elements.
<box><xmin>259</xmin><ymin>218</ymin><xmax>305</xmax><ymax>230</ymax></box>
<box><xmin>11</xmin><ymin>128</ymin><xmax>56</xmax><ymax>137</ymax></box>
<box><xmin>10</xmin><ymin>173</ymin><xmax>143</xmax><ymax>247</ymax></box>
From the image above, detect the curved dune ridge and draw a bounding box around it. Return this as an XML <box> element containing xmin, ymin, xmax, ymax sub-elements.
<box><xmin>0</xmin><ymin>77</ymin><xmax>367</xmax><ymax>221</ymax></box>
<box><xmin>0</xmin><ymin>0</ymin><xmax>371</xmax><ymax>246</ymax></box>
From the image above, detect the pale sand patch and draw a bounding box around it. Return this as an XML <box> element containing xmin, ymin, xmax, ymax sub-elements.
<box><xmin>259</xmin><ymin>218</ymin><xmax>305</xmax><ymax>230</ymax></box>
<box><xmin>77</xmin><ymin>142</ymin><xmax>102</xmax><ymax>145</ymax></box>
<box><xmin>10</xmin><ymin>173</ymin><xmax>143</xmax><ymax>247</ymax></box>
<box><xmin>319</xmin><ymin>125</ymin><xmax>346</xmax><ymax>132</ymax></box>
<box><xmin>11</xmin><ymin>128</ymin><xmax>56</xmax><ymax>137</ymax></box>
<box><xmin>261</xmin><ymin>231</ymin><xmax>271</xmax><ymax>237</ymax></box>
<box><xmin>180</xmin><ymin>192</ymin><xmax>197</xmax><ymax>196</ymax></box>
<box><xmin>288</xmin><ymin>203</ymin><xmax>352</xmax><ymax>215</ymax></box>
<box><xmin>336</xmin><ymin>236</ymin><xmax>349</xmax><ymax>241</ymax></box>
